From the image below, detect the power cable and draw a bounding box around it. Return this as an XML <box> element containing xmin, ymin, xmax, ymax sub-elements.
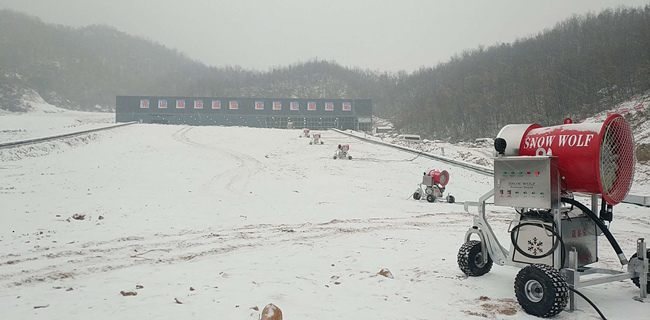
<box><xmin>405</xmin><ymin>149</ymin><xmax>425</xmax><ymax>161</ymax></box>
<box><xmin>567</xmin><ymin>287</ymin><xmax>607</xmax><ymax>320</ymax></box>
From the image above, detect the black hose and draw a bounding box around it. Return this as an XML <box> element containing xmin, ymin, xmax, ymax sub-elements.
<box><xmin>510</xmin><ymin>222</ymin><xmax>566</xmax><ymax>268</ymax></box>
<box><xmin>510</xmin><ymin>223</ymin><xmax>557</xmax><ymax>259</ymax></box>
<box><xmin>561</xmin><ymin>178</ymin><xmax>568</xmax><ymax>192</ymax></box>
<box><xmin>568</xmin><ymin>287</ymin><xmax>607</xmax><ymax>320</ymax></box>
<box><xmin>561</xmin><ymin>197</ymin><xmax>626</xmax><ymax>265</ymax></box>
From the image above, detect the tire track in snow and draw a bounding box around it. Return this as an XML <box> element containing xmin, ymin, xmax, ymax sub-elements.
<box><xmin>0</xmin><ymin>213</ymin><xmax>469</xmax><ymax>288</ymax></box>
<box><xmin>170</xmin><ymin>126</ymin><xmax>264</xmax><ymax>194</ymax></box>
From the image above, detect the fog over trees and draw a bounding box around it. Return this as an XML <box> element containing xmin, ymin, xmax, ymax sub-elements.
<box><xmin>1</xmin><ymin>5</ymin><xmax>649</xmax><ymax>140</ymax></box>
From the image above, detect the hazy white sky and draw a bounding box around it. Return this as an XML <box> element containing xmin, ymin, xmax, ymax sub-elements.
<box><xmin>1</xmin><ymin>0</ymin><xmax>648</xmax><ymax>72</ymax></box>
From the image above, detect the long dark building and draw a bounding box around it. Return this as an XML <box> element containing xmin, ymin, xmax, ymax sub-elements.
<box><xmin>115</xmin><ymin>96</ymin><xmax>372</xmax><ymax>131</ymax></box>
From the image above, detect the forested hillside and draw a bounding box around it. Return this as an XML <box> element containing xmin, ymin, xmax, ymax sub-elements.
<box><xmin>396</xmin><ymin>6</ymin><xmax>650</xmax><ymax>139</ymax></box>
<box><xmin>1</xmin><ymin>5</ymin><xmax>649</xmax><ymax>140</ymax></box>
<box><xmin>0</xmin><ymin>10</ymin><xmax>387</xmax><ymax>113</ymax></box>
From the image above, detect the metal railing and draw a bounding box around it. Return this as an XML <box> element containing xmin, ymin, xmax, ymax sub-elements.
<box><xmin>331</xmin><ymin>128</ymin><xmax>650</xmax><ymax>206</ymax></box>
<box><xmin>331</xmin><ymin>128</ymin><xmax>493</xmax><ymax>175</ymax></box>
<box><xmin>0</xmin><ymin>122</ymin><xmax>138</xmax><ymax>149</ymax></box>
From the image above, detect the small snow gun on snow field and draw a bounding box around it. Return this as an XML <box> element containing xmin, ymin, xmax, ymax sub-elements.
<box><xmin>310</xmin><ymin>133</ymin><xmax>324</xmax><ymax>145</ymax></box>
<box><xmin>334</xmin><ymin>144</ymin><xmax>352</xmax><ymax>160</ymax></box>
<box><xmin>458</xmin><ymin>114</ymin><xmax>648</xmax><ymax>318</ymax></box>
<box><xmin>413</xmin><ymin>170</ymin><xmax>455</xmax><ymax>203</ymax></box>
<box><xmin>300</xmin><ymin>128</ymin><xmax>311</xmax><ymax>138</ymax></box>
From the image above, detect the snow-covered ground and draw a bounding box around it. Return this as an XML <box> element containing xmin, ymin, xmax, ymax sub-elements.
<box><xmin>1</xmin><ymin>106</ymin><xmax>649</xmax><ymax>319</ymax></box>
<box><xmin>0</xmin><ymin>94</ymin><xmax>114</xmax><ymax>144</ymax></box>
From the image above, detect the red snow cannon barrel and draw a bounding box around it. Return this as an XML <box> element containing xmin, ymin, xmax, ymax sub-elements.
<box><xmin>497</xmin><ymin>114</ymin><xmax>635</xmax><ymax>205</ymax></box>
<box><xmin>427</xmin><ymin>170</ymin><xmax>449</xmax><ymax>186</ymax></box>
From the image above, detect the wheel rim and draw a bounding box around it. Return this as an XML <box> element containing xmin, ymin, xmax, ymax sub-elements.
<box><xmin>473</xmin><ymin>252</ymin><xmax>486</xmax><ymax>268</ymax></box>
<box><xmin>524</xmin><ymin>279</ymin><xmax>544</xmax><ymax>302</ymax></box>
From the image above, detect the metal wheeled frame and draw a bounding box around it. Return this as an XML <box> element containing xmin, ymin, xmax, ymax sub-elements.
<box><xmin>414</xmin><ymin>183</ymin><xmax>452</xmax><ymax>203</ymax></box>
<box><xmin>463</xmin><ymin>159</ymin><xmax>649</xmax><ymax>313</ymax></box>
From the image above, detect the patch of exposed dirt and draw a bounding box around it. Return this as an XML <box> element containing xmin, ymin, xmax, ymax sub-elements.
<box><xmin>462</xmin><ymin>297</ymin><xmax>520</xmax><ymax>319</ymax></box>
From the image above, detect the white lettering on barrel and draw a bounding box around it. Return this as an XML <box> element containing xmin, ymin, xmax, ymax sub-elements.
<box><xmin>557</xmin><ymin>134</ymin><xmax>595</xmax><ymax>147</ymax></box>
<box><xmin>568</xmin><ymin>135</ymin><xmax>578</xmax><ymax>146</ymax></box>
<box><xmin>545</xmin><ymin>136</ymin><xmax>555</xmax><ymax>147</ymax></box>
<box><xmin>576</xmin><ymin>135</ymin><xmax>586</xmax><ymax>146</ymax></box>
<box><xmin>527</xmin><ymin>134</ymin><xmax>595</xmax><ymax>149</ymax></box>
<box><xmin>525</xmin><ymin>136</ymin><xmax>557</xmax><ymax>149</ymax></box>
<box><xmin>525</xmin><ymin>137</ymin><xmax>533</xmax><ymax>149</ymax></box>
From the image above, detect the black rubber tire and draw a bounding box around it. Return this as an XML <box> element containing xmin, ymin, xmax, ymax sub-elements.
<box><xmin>413</xmin><ymin>192</ymin><xmax>421</xmax><ymax>200</ymax></box>
<box><xmin>457</xmin><ymin>240</ymin><xmax>493</xmax><ymax>277</ymax></box>
<box><xmin>320</xmin><ymin>141</ymin><xmax>324</xmax><ymax>145</ymax></box>
<box><xmin>348</xmin><ymin>156</ymin><xmax>352</xmax><ymax>160</ymax></box>
<box><xmin>333</xmin><ymin>156</ymin><xmax>337</xmax><ymax>159</ymax></box>
<box><xmin>309</xmin><ymin>142</ymin><xmax>313</xmax><ymax>145</ymax></box>
<box><xmin>514</xmin><ymin>264</ymin><xmax>568</xmax><ymax>318</ymax></box>
<box><xmin>426</xmin><ymin>194</ymin><xmax>436</xmax><ymax>203</ymax></box>
<box><xmin>630</xmin><ymin>250</ymin><xmax>650</xmax><ymax>293</ymax></box>
<box><xmin>447</xmin><ymin>195</ymin><xmax>455</xmax><ymax>203</ymax></box>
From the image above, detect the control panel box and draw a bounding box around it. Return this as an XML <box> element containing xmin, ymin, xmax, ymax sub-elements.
<box><xmin>494</xmin><ymin>156</ymin><xmax>559</xmax><ymax>209</ymax></box>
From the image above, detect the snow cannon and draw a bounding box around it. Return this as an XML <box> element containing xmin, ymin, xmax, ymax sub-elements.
<box><xmin>428</xmin><ymin>170</ymin><xmax>449</xmax><ymax>187</ymax></box>
<box><xmin>495</xmin><ymin>114</ymin><xmax>634</xmax><ymax>204</ymax></box>
<box><xmin>334</xmin><ymin>144</ymin><xmax>352</xmax><ymax>160</ymax></box>
<box><xmin>310</xmin><ymin>133</ymin><xmax>324</xmax><ymax>145</ymax></box>
<box><xmin>301</xmin><ymin>128</ymin><xmax>311</xmax><ymax>138</ymax></box>
<box><xmin>413</xmin><ymin>169</ymin><xmax>454</xmax><ymax>203</ymax></box>
<box><xmin>459</xmin><ymin>114</ymin><xmax>648</xmax><ymax>318</ymax></box>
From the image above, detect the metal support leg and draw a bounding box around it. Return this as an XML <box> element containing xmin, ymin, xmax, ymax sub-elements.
<box><xmin>639</xmin><ymin>239</ymin><xmax>648</xmax><ymax>300</ymax></box>
<box><xmin>567</xmin><ymin>249</ymin><xmax>580</xmax><ymax>311</ymax></box>
<box><xmin>590</xmin><ymin>194</ymin><xmax>599</xmax><ymax>220</ymax></box>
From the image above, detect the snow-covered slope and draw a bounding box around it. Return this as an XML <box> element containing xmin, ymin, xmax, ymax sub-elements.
<box><xmin>0</xmin><ymin>122</ymin><xmax>648</xmax><ymax>320</ymax></box>
<box><xmin>0</xmin><ymin>93</ymin><xmax>114</xmax><ymax>143</ymax></box>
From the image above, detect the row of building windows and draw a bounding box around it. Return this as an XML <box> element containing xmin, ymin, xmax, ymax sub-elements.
<box><xmin>139</xmin><ymin>99</ymin><xmax>352</xmax><ymax>111</ymax></box>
